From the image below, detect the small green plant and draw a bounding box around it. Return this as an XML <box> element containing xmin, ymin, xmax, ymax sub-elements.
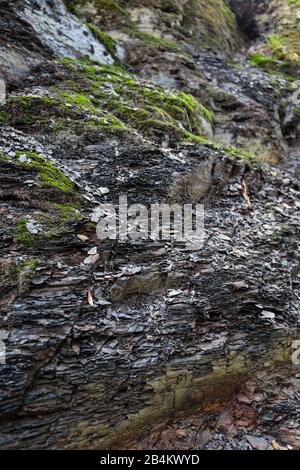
<box><xmin>250</xmin><ymin>52</ymin><xmax>279</xmax><ymax>67</ymax></box>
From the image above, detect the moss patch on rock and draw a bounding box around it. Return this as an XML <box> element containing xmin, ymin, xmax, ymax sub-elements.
<box><xmin>13</xmin><ymin>202</ymin><xmax>83</xmax><ymax>248</ymax></box>
<box><xmin>180</xmin><ymin>0</ymin><xmax>240</xmax><ymax>51</ymax></box>
<box><xmin>125</xmin><ymin>28</ymin><xmax>181</xmax><ymax>53</ymax></box>
<box><xmin>1</xmin><ymin>148</ymin><xmax>84</xmax><ymax>248</ymax></box>
<box><xmin>0</xmin><ymin>57</ymin><xmax>213</xmax><ymax>144</ymax></box>
<box><xmin>86</xmin><ymin>22</ymin><xmax>118</xmax><ymax>57</ymax></box>
<box><xmin>14</xmin><ymin>150</ymin><xmax>75</xmax><ymax>194</ymax></box>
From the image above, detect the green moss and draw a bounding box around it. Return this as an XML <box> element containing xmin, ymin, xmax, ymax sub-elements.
<box><xmin>14</xmin><ymin>218</ymin><xmax>32</xmax><ymax>245</ymax></box>
<box><xmin>250</xmin><ymin>52</ymin><xmax>279</xmax><ymax>67</ymax></box>
<box><xmin>1</xmin><ymin>57</ymin><xmax>213</xmax><ymax>143</ymax></box>
<box><xmin>224</xmin><ymin>146</ymin><xmax>258</xmax><ymax>163</ymax></box>
<box><xmin>86</xmin><ymin>22</ymin><xmax>117</xmax><ymax>56</ymax></box>
<box><xmin>181</xmin><ymin>0</ymin><xmax>238</xmax><ymax>50</ymax></box>
<box><xmin>125</xmin><ymin>28</ymin><xmax>181</xmax><ymax>53</ymax></box>
<box><xmin>88</xmin><ymin>115</ymin><xmax>129</xmax><ymax>130</ymax></box>
<box><xmin>182</xmin><ymin>132</ymin><xmax>211</xmax><ymax>144</ymax></box>
<box><xmin>1</xmin><ymin>147</ymin><xmax>76</xmax><ymax>197</ymax></box>
<box><xmin>15</xmin><ymin>150</ymin><xmax>75</xmax><ymax>193</ymax></box>
<box><xmin>10</xmin><ymin>258</ymin><xmax>38</xmax><ymax>275</ymax></box>
<box><xmin>11</xmin><ymin>95</ymin><xmax>55</xmax><ymax>107</ymax></box>
<box><xmin>64</xmin><ymin>0</ymin><xmax>79</xmax><ymax>14</ymax></box>
<box><xmin>0</xmin><ymin>109</ymin><xmax>8</xmax><ymax>123</ymax></box>
<box><xmin>53</xmin><ymin>57</ymin><xmax>213</xmax><ymax>142</ymax></box>
<box><xmin>64</xmin><ymin>0</ymin><xmax>128</xmax><ymax>18</ymax></box>
<box><xmin>2</xmin><ymin>95</ymin><xmax>62</xmax><ymax>128</ymax></box>
<box><xmin>0</xmin><ymin>151</ymin><xmax>10</xmax><ymax>161</ymax></box>
<box><xmin>58</xmin><ymin>92</ymin><xmax>93</xmax><ymax>109</ymax></box>
<box><xmin>94</xmin><ymin>0</ymin><xmax>128</xmax><ymax>15</ymax></box>
<box><xmin>52</xmin><ymin>203</ymin><xmax>82</xmax><ymax>221</ymax></box>
<box><xmin>13</xmin><ymin>203</ymin><xmax>83</xmax><ymax>247</ymax></box>
<box><xmin>14</xmin><ymin>218</ymin><xmax>48</xmax><ymax>247</ymax></box>
<box><xmin>175</xmin><ymin>91</ymin><xmax>214</xmax><ymax>123</ymax></box>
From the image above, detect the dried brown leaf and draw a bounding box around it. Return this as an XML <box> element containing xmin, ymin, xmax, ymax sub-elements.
<box><xmin>242</xmin><ymin>179</ymin><xmax>251</xmax><ymax>207</ymax></box>
<box><xmin>88</xmin><ymin>289</ymin><xmax>94</xmax><ymax>307</ymax></box>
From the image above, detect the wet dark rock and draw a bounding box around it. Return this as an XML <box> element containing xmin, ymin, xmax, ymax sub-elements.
<box><xmin>0</xmin><ymin>0</ymin><xmax>299</xmax><ymax>451</ymax></box>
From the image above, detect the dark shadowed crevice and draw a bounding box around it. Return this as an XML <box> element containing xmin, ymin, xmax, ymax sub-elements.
<box><xmin>229</xmin><ymin>0</ymin><xmax>267</xmax><ymax>40</ymax></box>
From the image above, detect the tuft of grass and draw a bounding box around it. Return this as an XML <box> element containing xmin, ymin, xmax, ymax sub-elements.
<box><xmin>250</xmin><ymin>52</ymin><xmax>279</xmax><ymax>67</ymax></box>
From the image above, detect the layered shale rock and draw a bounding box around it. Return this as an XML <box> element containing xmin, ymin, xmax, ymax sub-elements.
<box><xmin>64</xmin><ymin>0</ymin><xmax>300</xmax><ymax>160</ymax></box>
<box><xmin>0</xmin><ymin>0</ymin><xmax>299</xmax><ymax>450</ymax></box>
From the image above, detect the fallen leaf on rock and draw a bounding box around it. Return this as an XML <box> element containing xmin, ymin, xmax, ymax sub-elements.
<box><xmin>84</xmin><ymin>254</ymin><xmax>99</xmax><ymax>265</ymax></box>
<box><xmin>272</xmin><ymin>440</ymin><xmax>285</xmax><ymax>450</ymax></box>
<box><xmin>175</xmin><ymin>429</ymin><xmax>188</xmax><ymax>438</ymax></box>
<box><xmin>88</xmin><ymin>289</ymin><xmax>94</xmax><ymax>306</ymax></box>
<box><xmin>77</xmin><ymin>234</ymin><xmax>89</xmax><ymax>241</ymax></box>
<box><xmin>242</xmin><ymin>179</ymin><xmax>252</xmax><ymax>207</ymax></box>
<box><xmin>72</xmin><ymin>344</ymin><xmax>80</xmax><ymax>355</ymax></box>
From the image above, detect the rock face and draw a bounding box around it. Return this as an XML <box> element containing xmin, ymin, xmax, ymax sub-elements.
<box><xmin>0</xmin><ymin>0</ymin><xmax>111</xmax><ymax>80</ymax></box>
<box><xmin>66</xmin><ymin>0</ymin><xmax>299</xmax><ymax>161</ymax></box>
<box><xmin>0</xmin><ymin>0</ymin><xmax>299</xmax><ymax>450</ymax></box>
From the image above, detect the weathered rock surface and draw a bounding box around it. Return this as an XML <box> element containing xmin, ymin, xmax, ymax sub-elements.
<box><xmin>131</xmin><ymin>365</ymin><xmax>300</xmax><ymax>450</ymax></box>
<box><xmin>0</xmin><ymin>0</ymin><xmax>299</xmax><ymax>450</ymax></box>
<box><xmin>0</xmin><ymin>0</ymin><xmax>112</xmax><ymax>80</ymax></box>
<box><xmin>0</xmin><ymin>117</ymin><xmax>299</xmax><ymax>448</ymax></box>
